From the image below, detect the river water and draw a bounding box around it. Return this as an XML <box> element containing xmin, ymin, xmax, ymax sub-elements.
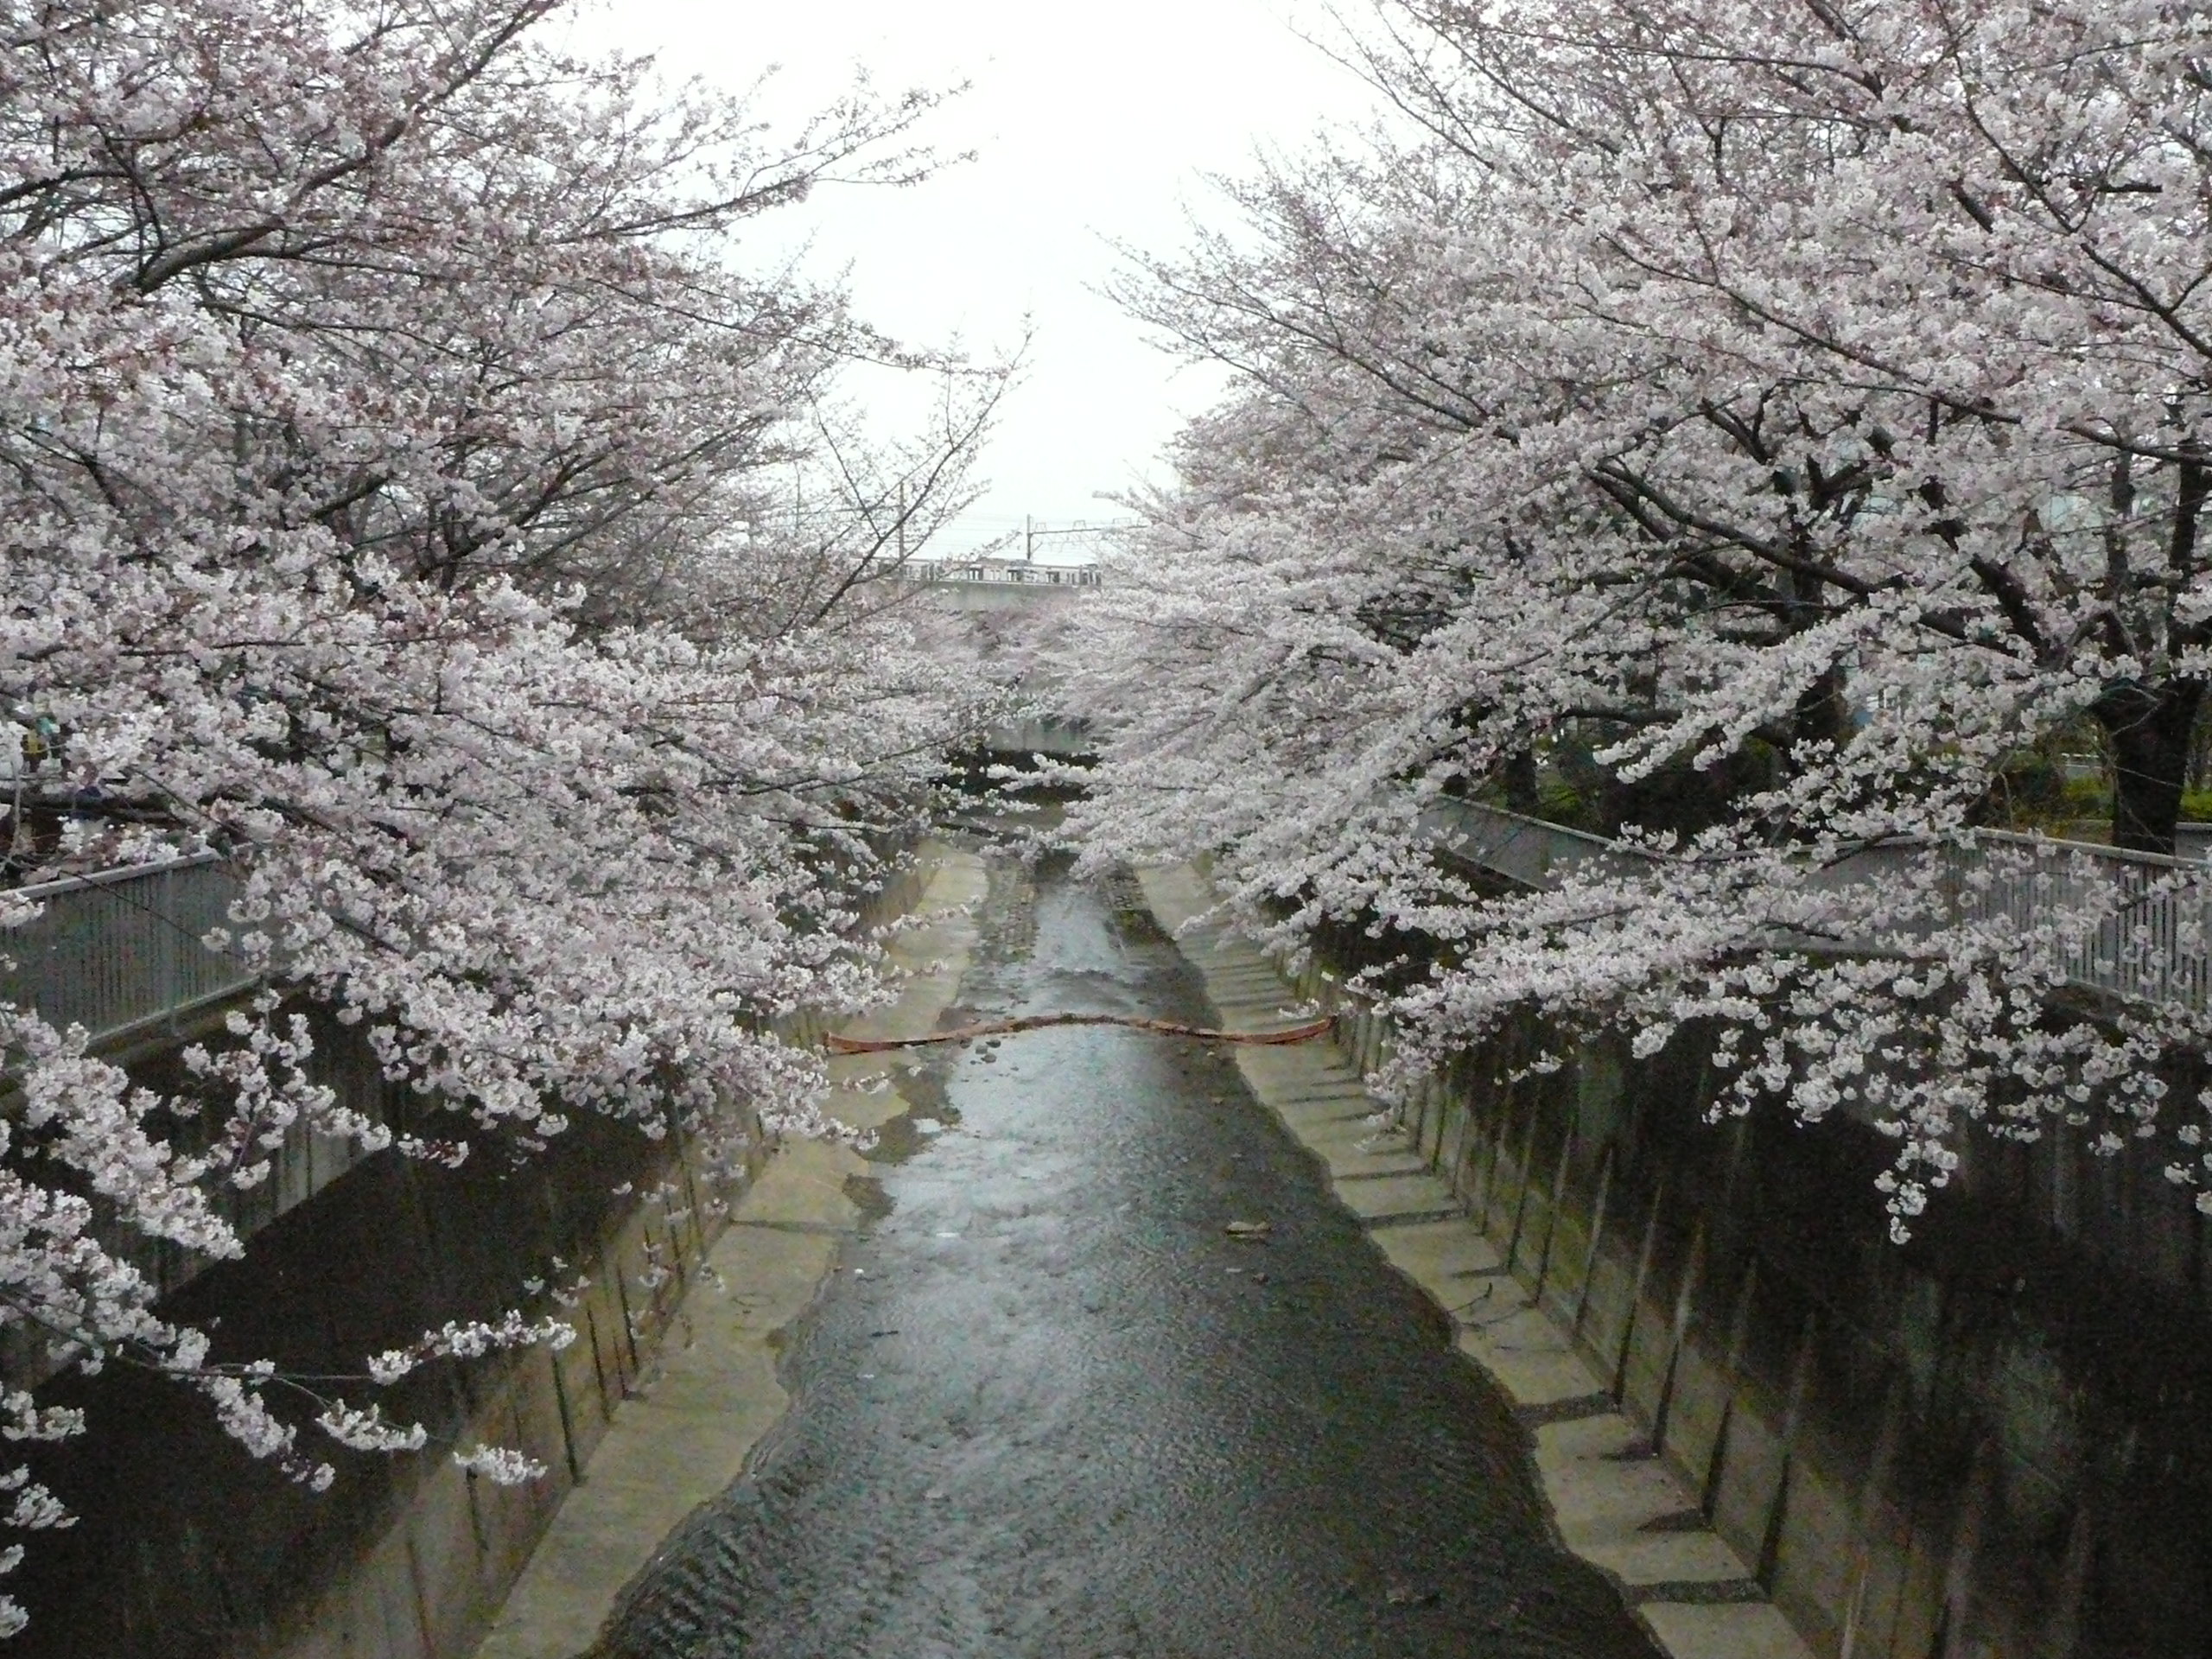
<box><xmin>591</xmin><ymin>855</ymin><xmax>1660</xmax><ymax>1659</ymax></box>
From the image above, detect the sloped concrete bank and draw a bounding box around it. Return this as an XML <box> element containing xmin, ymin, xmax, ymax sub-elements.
<box><xmin>261</xmin><ymin>844</ymin><xmax>986</xmax><ymax>1659</ymax></box>
<box><xmin>466</xmin><ymin>845</ymin><xmax>986</xmax><ymax>1659</ymax></box>
<box><xmin>272</xmin><ymin>845</ymin><xmax>988</xmax><ymax>1659</ymax></box>
<box><xmin>1136</xmin><ymin>866</ymin><xmax>1811</xmax><ymax>1659</ymax></box>
<box><xmin>266</xmin><ymin>1126</ymin><xmax>754</xmax><ymax>1659</ymax></box>
<box><xmin>1141</xmin><ymin>862</ymin><xmax>2212</xmax><ymax>1659</ymax></box>
<box><xmin>15</xmin><ymin>1042</ymin><xmax>708</xmax><ymax>1657</ymax></box>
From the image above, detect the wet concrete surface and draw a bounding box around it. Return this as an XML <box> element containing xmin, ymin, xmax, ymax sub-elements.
<box><xmin>590</xmin><ymin>855</ymin><xmax>1662</xmax><ymax>1659</ymax></box>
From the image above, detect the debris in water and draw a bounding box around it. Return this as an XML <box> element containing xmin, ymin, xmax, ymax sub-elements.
<box><xmin>827</xmin><ymin>1013</ymin><xmax>1335</xmax><ymax>1052</ymax></box>
<box><xmin>1224</xmin><ymin>1220</ymin><xmax>1272</xmax><ymax>1238</ymax></box>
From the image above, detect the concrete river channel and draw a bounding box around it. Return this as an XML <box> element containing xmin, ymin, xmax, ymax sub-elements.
<box><xmin>580</xmin><ymin>847</ymin><xmax>1662</xmax><ymax>1659</ymax></box>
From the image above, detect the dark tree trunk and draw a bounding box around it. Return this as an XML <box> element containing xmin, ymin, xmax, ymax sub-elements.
<box><xmin>1790</xmin><ymin>665</ymin><xmax>1851</xmax><ymax>759</ymax></box>
<box><xmin>1785</xmin><ymin>567</ymin><xmax>1849</xmax><ymax>764</ymax></box>
<box><xmin>2095</xmin><ymin>682</ymin><xmax>2205</xmax><ymax>855</ymax></box>
<box><xmin>1503</xmin><ymin>747</ymin><xmax>1540</xmax><ymax>817</ymax></box>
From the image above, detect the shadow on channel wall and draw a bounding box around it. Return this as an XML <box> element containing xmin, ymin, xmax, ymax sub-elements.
<box><xmin>7</xmin><ymin>855</ymin><xmax>930</xmax><ymax>1659</ymax></box>
<box><xmin>9</xmin><ymin>1058</ymin><xmax>730</xmax><ymax>1659</ymax></box>
<box><xmin>1297</xmin><ymin>918</ymin><xmax>2212</xmax><ymax>1659</ymax></box>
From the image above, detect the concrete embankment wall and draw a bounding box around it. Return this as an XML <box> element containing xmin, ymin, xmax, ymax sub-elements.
<box><xmin>9</xmin><ymin>861</ymin><xmax>930</xmax><ymax>1659</ymax></box>
<box><xmin>1288</xmin><ymin>953</ymin><xmax>2212</xmax><ymax>1659</ymax></box>
<box><xmin>0</xmin><ymin>1007</ymin><xmax>391</xmax><ymax>1395</ymax></box>
<box><xmin>13</xmin><ymin>1082</ymin><xmax>727</xmax><ymax>1658</ymax></box>
<box><xmin>262</xmin><ymin>1128</ymin><xmax>737</xmax><ymax>1659</ymax></box>
<box><xmin>246</xmin><ymin>851</ymin><xmax>933</xmax><ymax>1659</ymax></box>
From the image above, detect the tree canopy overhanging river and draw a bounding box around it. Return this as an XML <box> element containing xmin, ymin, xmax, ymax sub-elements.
<box><xmin>593</xmin><ymin>852</ymin><xmax>1662</xmax><ymax>1659</ymax></box>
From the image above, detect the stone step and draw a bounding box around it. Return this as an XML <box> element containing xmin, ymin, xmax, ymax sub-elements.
<box><xmin>1132</xmin><ymin>860</ymin><xmax>1817</xmax><ymax>1659</ymax></box>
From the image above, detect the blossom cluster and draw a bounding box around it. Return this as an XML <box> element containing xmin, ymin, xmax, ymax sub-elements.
<box><xmin>1066</xmin><ymin>0</ymin><xmax>2212</xmax><ymax>1238</ymax></box>
<box><xmin>0</xmin><ymin>0</ymin><xmax>1003</xmax><ymax>1630</ymax></box>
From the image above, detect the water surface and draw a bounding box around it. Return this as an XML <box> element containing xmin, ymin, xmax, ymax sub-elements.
<box><xmin>594</xmin><ymin>856</ymin><xmax>1658</xmax><ymax>1659</ymax></box>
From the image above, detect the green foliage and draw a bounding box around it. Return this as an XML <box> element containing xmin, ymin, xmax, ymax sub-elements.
<box><xmin>1978</xmin><ymin>734</ymin><xmax>2109</xmax><ymax>833</ymax></box>
<box><xmin>1537</xmin><ymin>777</ymin><xmax>1592</xmax><ymax>829</ymax></box>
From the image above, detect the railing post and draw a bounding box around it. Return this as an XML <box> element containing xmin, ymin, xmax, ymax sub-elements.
<box><xmin>159</xmin><ymin>861</ymin><xmax>180</xmax><ymax>1036</ymax></box>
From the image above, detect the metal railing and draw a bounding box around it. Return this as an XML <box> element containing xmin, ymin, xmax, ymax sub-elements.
<box><xmin>13</xmin><ymin>804</ymin><xmax>2212</xmax><ymax>1047</ymax></box>
<box><xmin>1830</xmin><ymin>836</ymin><xmax>2212</xmax><ymax>1014</ymax></box>
<box><xmin>1424</xmin><ymin>798</ymin><xmax>2212</xmax><ymax>1016</ymax></box>
<box><xmin>1</xmin><ymin>854</ymin><xmax>257</xmax><ymax>1049</ymax></box>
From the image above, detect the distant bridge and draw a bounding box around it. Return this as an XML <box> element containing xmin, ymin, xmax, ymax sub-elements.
<box><xmin>894</xmin><ymin>559</ymin><xmax>1101</xmax><ymax>756</ymax></box>
<box><xmin>899</xmin><ymin>555</ymin><xmax>1101</xmax><ymax>613</ymax></box>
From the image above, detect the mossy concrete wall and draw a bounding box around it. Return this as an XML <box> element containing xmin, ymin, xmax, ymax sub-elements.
<box><xmin>264</xmin><ymin>1130</ymin><xmax>734</xmax><ymax>1659</ymax></box>
<box><xmin>6</xmin><ymin>854</ymin><xmax>944</xmax><ymax>1659</ymax></box>
<box><xmin>1286</xmin><ymin>957</ymin><xmax>2212</xmax><ymax>1659</ymax></box>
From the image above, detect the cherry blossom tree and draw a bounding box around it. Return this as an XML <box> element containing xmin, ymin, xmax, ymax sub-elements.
<box><xmin>1067</xmin><ymin>0</ymin><xmax>2212</xmax><ymax>1248</ymax></box>
<box><xmin>0</xmin><ymin>0</ymin><xmax>1006</xmax><ymax>1630</ymax></box>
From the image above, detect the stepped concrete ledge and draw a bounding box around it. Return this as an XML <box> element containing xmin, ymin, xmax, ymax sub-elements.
<box><xmin>1135</xmin><ymin>862</ymin><xmax>1816</xmax><ymax>1659</ymax></box>
<box><xmin>473</xmin><ymin>846</ymin><xmax>988</xmax><ymax>1659</ymax></box>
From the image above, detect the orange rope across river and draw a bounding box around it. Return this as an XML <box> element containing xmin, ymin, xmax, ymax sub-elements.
<box><xmin>823</xmin><ymin>1014</ymin><xmax>1336</xmax><ymax>1053</ymax></box>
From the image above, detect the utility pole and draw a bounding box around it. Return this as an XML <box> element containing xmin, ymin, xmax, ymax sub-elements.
<box><xmin>1024</xmin><ymin>515</ymin><xmax>1034</xmax><ymax>563</ymax></box>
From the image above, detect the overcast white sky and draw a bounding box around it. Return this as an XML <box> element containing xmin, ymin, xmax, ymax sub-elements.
<box><xmin>567</xmin><ymin>1</ymin><xmax>1378</xmax><ymax>558</ymax></box>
